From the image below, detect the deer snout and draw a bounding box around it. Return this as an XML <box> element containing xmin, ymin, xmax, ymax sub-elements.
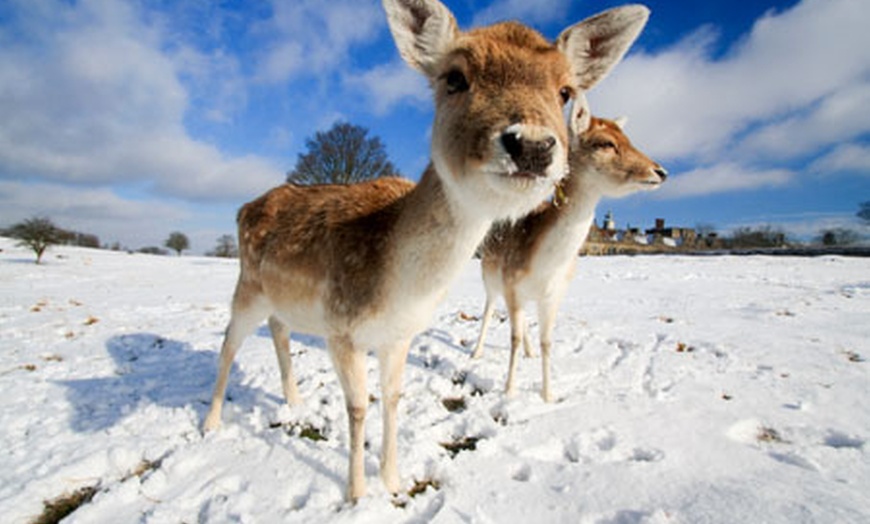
<box><xmin>500</xmin><ymin>127</ymin><xmax>557</xmax><ymax>176</ymax></box>
<box><xmin>653</xmin><ymin>165</ymin><xmax>668</xmax><ymax>182</ymax></box>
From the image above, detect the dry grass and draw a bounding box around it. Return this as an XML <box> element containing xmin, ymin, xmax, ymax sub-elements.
<box><xmin>32</xmin><ymin>485</ymin><xmax>98</xmax><ymax>524</ymax></box>
<box><xmin>440</xmin><ymin>436</ymin><xmax>481</xmax><ymax>458</ymax></box>
<box><xmin>441</xmin><ymin>397</ymin><xmax>467</xmax><ymax>413</ymax></box>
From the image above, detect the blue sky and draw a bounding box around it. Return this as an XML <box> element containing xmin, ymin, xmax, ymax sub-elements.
<box><xmin>1</xmin><ymin>0</ymin><xmax>868</xmax><ymax>252</ymax></box>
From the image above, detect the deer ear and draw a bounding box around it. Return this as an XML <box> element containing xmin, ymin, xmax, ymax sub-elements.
<box><xmin>556</xmin><ymin>4</ymin><xmax>649</xmax><ymax>91</ymax></box>
<box><xmin>382</xmin><ymin>0</ymin><xmax>459</xmax><ymax>77</ymax></box>
<box><xmin>614</xmin><ymin>116</ymin><xmax>628</xmax><ymax>129</ymax></box>
<box><xmin>570</xmin><ymin>94</ymin><xmax>593</xmax><ymax>136</ymax></box>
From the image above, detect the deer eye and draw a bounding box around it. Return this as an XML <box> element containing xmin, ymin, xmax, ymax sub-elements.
<box><xmin>444</xmin><ymin>69</ymin><xmax>470</xmax><ymax>95</ymax></box>
<box><xmin>559</xmin><ymin>86</ymin><xmax>573</xmax><ymax>106</ymax></box>
<box><xmin>594</xmin><ymin>140</ymin><xmax>617</xmax><ymax>151</ymax></box>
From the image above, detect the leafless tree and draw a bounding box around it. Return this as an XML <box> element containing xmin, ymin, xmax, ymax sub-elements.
<box><xmin>287</xmin><ymin>122</ymin><xmax>400</xmax><ymax>185</ymax></box>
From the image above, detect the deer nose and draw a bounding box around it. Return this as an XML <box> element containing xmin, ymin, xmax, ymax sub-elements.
<box><xmin>501</xmin><ymin>131</ymin><xmax>556</xmax><ymax>174</ymax></box>
<box><xmin>654</xmin><ymin>165</ymin><xmax>668</xmax><ymax>181</ymax></box>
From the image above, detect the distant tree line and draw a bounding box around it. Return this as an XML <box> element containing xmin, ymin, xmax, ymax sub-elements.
<box><xmin>726</xmin><ymin>225</ymin><xmax>789</xmax><ymax>249</ymax></box>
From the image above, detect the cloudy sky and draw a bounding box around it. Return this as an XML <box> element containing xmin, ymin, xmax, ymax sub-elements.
<box><xmin>1</xmin><ymin>0</ymin><xmax>868</xmax><ymax>252</ymax></box>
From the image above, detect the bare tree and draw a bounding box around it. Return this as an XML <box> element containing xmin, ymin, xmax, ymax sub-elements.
<box><xmin>164</xmin><ymin>232</ymin><xmax>190</xmax><ymax>256</ymax></box>
<box><xmin>287</xmin><ymin>122</ymin><xmax>400</xmax><ymax>185</ymax></box>
<box><xmin>816</xmin><ymin>228</ymin><xmax>859</xmax><ymax>246</ymax></box>
<box><xmin>858</xmin><ymin>201</ymin><xmax>870</xmax><ymax>224</ymax></box>
<box><xmin>6</xmin><ymin>216</ymin><xmax>62</xmax><ymax>264</ymax></box>
<box><xmin>208</xmin><ymin>234</ymin><xmax>238</xmax><ymax>258</ymax></box>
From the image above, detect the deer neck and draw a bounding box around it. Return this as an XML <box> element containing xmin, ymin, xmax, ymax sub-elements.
<box><xmin>545</xmin><ymin>167</ymin><xmax>605</xmax><ymax>248</ymax></box>
<box><xmin>389</xmin><ymin>165</ymin><xmax>492</xmax><ymax>302</ymax></box>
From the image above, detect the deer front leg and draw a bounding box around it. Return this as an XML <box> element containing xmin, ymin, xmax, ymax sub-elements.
<box><xmin>377</xmin><ymin>338</ymin><xmax>411</xmax><ymax>495</ymax></box>
<box><xmin>504</xmin><ymin>296</ymin><xmax>525</xmax><ymax>398</ymax></box>
<box><xmin>470</xmin><ymin>297</ymin><xmax>495</xmax><ymax>359</ymax></box>
<box><xmin>537</xmin><ymin>300</ymin><xmax>559</xmax><ymax>403</ymax></box>
<box><xmin>329</xmin><ymin>336</ymin><xmax>369</xmax><ymax>502</ymax></box>
<box><xmin>268</xmin><ymin>316</ymin><xmax>302</xmax><ymax>406</ymax></box>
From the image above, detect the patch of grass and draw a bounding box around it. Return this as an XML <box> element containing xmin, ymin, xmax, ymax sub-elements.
<box><xmin>441</xmin><ymin>396</ymin><xmax>467</xmax><ymax>413</ymax></box>
<box><xmin>32</xmin><ymin>485</ymin><xmax>99</xmax><ymax>524</ymax></box>
<box><xmin>123</xmin><ymin>458</ymin><xmax>163</xmax><ymax>482</ymax></box>
<box><xmin>757</xmin><ymin>426</ymin><xmax>789</xmax><ymax>444</ymax></box>
<box><xmin>391</xmin><ymin>478</ymin><xmax>442</xmax><ymax>508</ymax></box>
<box><xmin>844</xmin><ymin>350</ymin><xmax>864</xmax><ymax>363</ymax></box>
<box><xmin>457</xmin><ymin>311</ymin><xmax>479</xmax><ymax>322</ymax></box>
<box><xmin>299</xmin><ymin>425</ymin><xmax>326</xmax><ymax>442</ymax></box>
<box><xmin>440</xmin><ymin>436</ymin><xmax>481</xmax><ymax>458</ymax></box>
<box><xmin>675</xmin><ymin>342</ymin><xmax>695</xmax><ymax>353</ymax></box>
<box><xmin>271</xmin><ymin>421</ymin><xmax>328</xmax><ymax>442</ymax></box>
<box><xmin>408</xmin><ymin>478</ymin><xmax>440</xmax><ymax>498</ymax></box>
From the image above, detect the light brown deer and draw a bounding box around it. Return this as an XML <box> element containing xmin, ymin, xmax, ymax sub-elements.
<box><xmin>471</xmin><ymin>112</ymin><xmax>666</xmax><ymax>402</ymax></box>
<box><xmin>203</xmin><ymin>0</ymin><xmax>651</xmax><ymax>501</ymax></box>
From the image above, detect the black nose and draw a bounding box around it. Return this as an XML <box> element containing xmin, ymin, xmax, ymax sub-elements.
<box><xmin>654</xmin><ymin>166</ymin><xmax>668</xmax><ymax>181</ymax></box>
<box><xmin>501</xmin><ymin>131</ymin><xmax>556</xmax><ymax>174</ymax></box>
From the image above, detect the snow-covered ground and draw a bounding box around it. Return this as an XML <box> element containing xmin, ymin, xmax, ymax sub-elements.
<box><xmin>1</xmin><ymin>237</ymin><xmax>868</xmax><ymax>523</ymax></box>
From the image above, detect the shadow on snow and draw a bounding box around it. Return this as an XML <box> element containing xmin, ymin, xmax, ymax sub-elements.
<box><xmin>57</xmin><ymin>333</ymin><xmax>280</xmax><ymax>433</ymax></box>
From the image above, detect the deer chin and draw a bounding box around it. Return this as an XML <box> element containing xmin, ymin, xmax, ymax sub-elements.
<box><xmin>637</xmin><ymin>179</ymin><xmax>663</xmax><ymax>190</ymax></box>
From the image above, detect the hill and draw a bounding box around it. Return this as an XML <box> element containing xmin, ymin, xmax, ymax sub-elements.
<box><xmin>1</xmin><ymin>238</ymin><xmax>867</xmax><ymax>522</ymax></box>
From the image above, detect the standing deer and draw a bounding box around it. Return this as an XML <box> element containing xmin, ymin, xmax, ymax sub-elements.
<box><xmin>471</xmin><ymin>112</ymin><xmax>667</xmax><ymax>402</ymax></box>
<box><xmin>203</xmin><ymin>0</ymin><xmax>651</xmax><ymax>501</ymax></box>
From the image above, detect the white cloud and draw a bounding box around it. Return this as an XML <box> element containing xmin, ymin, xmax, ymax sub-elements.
<box><xmin>346</xmin><ymin>60</ymin><xmax>430</xmax><ymax>115</ymax></box>
<box><xmin>254</xmin><ymin>0</ymin><xmax>383</xmax><ymax>83</ymax></box>
<box><xmin>736</xmin><ymin>83</ymin><xmax>870</xmax><ymax>162</ymax></box>
<box><xmin>809</xmin><ymin>143</ymin><xmax>870</xmax><ymax>175</ymax></box>
<box><xmin>656</xmin><ymin>163</ymin><xmax>793</xmax><ymax>199</ymax></box>
<box><xmin>588</xmin><ymin>0</ymin><xmax>870</xmax><ymax>167</ymax></box>
<box><xmin>0</xmin><ymin>0</ymin><xmax>282</xmax><ymax>202</ymax></box>
<box><xmin>0</xmin><ymin>180</ymin><xmax>187</xmax><ymax>248</ymax></box>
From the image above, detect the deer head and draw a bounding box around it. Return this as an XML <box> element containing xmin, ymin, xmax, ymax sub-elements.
<box><xmin>383</xmin><ymin>0</ymin><xmax>651</xmax><ymax>220</ymax></box>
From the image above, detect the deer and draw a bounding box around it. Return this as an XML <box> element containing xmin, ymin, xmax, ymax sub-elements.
<box><xmin>202</xmin><ymin>0</ymin><xmax>651</xmax><ymax>501</ymax></box>
<box><xmin>470</xmin><ymin>110</ymin><xmax>667</xmax><ymax>403</ymax></box>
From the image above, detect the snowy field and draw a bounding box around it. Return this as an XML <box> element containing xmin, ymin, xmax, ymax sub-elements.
<box><xmin>1</xmin><ymin>237</ymin><xmax>868</xmax><ymax>523</ymax></box>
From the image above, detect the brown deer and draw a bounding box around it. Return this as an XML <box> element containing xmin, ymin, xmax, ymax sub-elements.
<box><xmin>471</xmin><ymin>112</ymin><xmax>666</xmax><ymax>402</ymax></box>
<box><xmin>203</xmin><ymin>0</ymin><xmax>651</xmax><ymax>501</ymax></box>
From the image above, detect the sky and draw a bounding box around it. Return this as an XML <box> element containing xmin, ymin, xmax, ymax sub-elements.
<box><xmin>0</xmin><ymin>0</ymin><xmax>868</xmax><ymax>253</ymax></box>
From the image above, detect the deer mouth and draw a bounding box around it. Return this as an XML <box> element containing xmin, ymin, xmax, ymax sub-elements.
<box><xmin>506</xmin><ymin>170</ymin><xmax>548</xmax><ymax>180</ymax></box>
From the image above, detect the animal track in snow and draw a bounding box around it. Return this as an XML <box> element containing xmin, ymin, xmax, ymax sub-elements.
<box><xmin>563</xmin><ymin>428</ymin><xmax>663</xmax><ymax>465</ymax></box>
<box><xmin>823</xmin><ymin>430</ymin><xmax>865</xmax><ymax>450</ymax></box>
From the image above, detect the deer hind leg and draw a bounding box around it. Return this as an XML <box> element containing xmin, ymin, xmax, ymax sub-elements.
<box><xmin>522</xmin><ymin>315</ymin><xmax>536</xmax><ymax>358</ymax></box>
<box><xmin>470</xmin><ymin>297</ymin><xmax>495</xmax><ymax>359</ymax></box>
<box><xmin>268</xmin><ymin>316</ymin><xmax>302</xmax><ymax>406</ymax></box>
<box><xmin>203</xmin><ymin>289</ymin><xmax>270</xmax><ymax>432</ymax></box>
<box><xmin>376</xmin><ymin>338</ymin><xmax>411</xmax><ymax>495</ymax></box>
<box><xmin>329</xmin><ymin>335</ymin><xmax>369</xmax><ymax>502</ymax></box>
<box><xmin>537</xmin><ymin>300</ymin><xmax>559</xmax><ymax>403</ymax></box>
<box><xmin>504</xmin><ymin>294</ymin><xmax>525</xmax><ymax>398</ymax></box>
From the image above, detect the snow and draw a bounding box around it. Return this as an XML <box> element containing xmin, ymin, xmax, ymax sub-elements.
<box><xmin>1</xmin><ymin>237</ymin><xmax>868</xmax><ymax>523</ymax></box>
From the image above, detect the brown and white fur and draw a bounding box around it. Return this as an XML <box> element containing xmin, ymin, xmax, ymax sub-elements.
<box><xmin>471</xmin><ymin>112</ymin><xmax>666</xmax><ymax>403</ymax></box>
<box><xmin>202</xmin><ymin>0</ymin><xmax>651</xmax><ymax>501</ymax></box>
